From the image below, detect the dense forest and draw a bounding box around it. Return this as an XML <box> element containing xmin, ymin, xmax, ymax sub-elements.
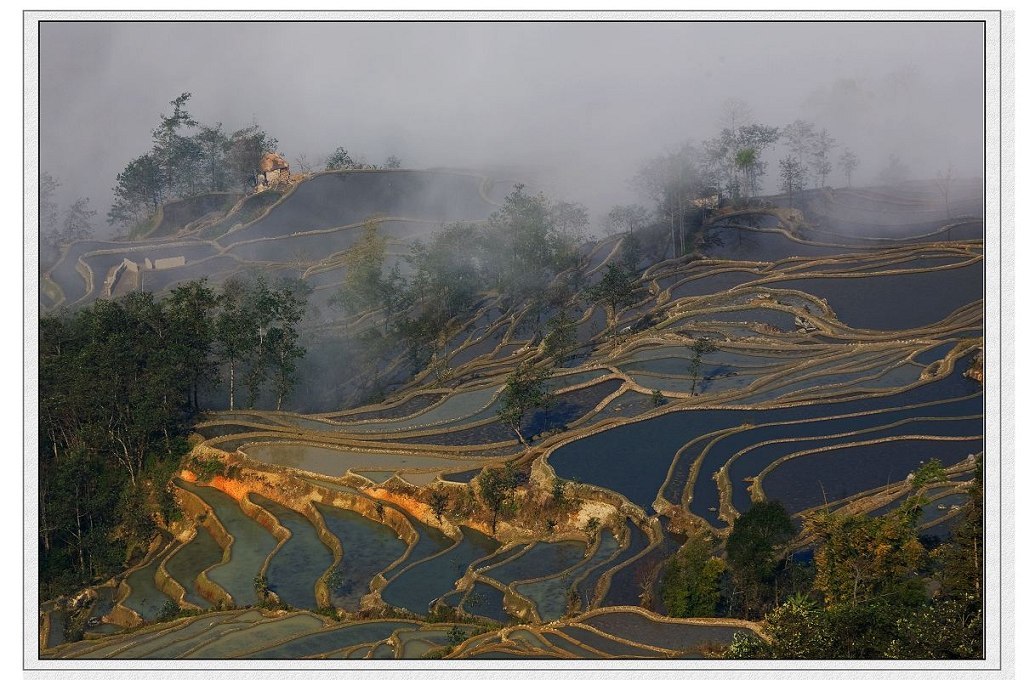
<box><xmin>38</xmin><ymin>276</ymin><xmax>308</xmax><ymax>599</ymax></box>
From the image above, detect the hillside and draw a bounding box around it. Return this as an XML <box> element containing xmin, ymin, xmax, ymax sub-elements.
<box><xmin>39</xmin><ymin>172</ymin><xmax>984</xmax><ymax>660</ymax></box>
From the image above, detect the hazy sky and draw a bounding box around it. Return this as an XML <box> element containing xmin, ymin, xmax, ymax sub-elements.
<box><xmin>39</xmin><ymin>21</ymin><xmax>984</xmax><ymax>233</ymax></box>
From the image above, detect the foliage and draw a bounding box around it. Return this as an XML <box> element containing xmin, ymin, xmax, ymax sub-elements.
<box><xmin>39</xmin><ymin>291</ymin><xmax>208</xmax><ymax>597</ymax></box>
<box><xmin>477</xmin><ymin>461</ymin><xmax>523</xmax><ymax>534</ymax></box>
<box><xmin>225</xmin><ymin>123</ymin><xmax>279</xmax><ymax>187</ymax></box>
<box><xmin>651</xmin><ymin>389</ymin><xmax>668</xmax><ymax>407</ymax></box>
<box><xmin>724</xmin><ymin>500</ymin><xmax>797</xmax><ymax>617</ymax></box>
<box><xmin>726</xmin><ymin>594</ymin><xmax>981</xmax><ymax>660</ymax></box>
<box><xmin>109</xmin><ymin>93</ymin><xmax>279</xmax><ymax>230</ymax></box>
<box><xmin>661</xmin><ymin>533</ymin><xmax>724</xmax><ymax>617</ymax></box>
<box><xmin>619</xmin><ymin>232</ymin><xmax>643</xmax><ymax>275</ymax></box>
<box><xmin>781</xmin><ymin>119</ymin><xmax>816</xmax><ymax>167</ymax></box>
<box><xmin>497</xmin><ymin>363</ymin><xmax>553</xmax><ymax>446</ymax></box>
<box><xmin>427</xmin><ymin>488</ymin><xmax>450</xmax><ymax>523</ymax></box>
<box><xmin>686</xmin><ymin>337</ymin><xmax>718</xmax><ymax>396</ymax></box>
<box><xmin>190</xmin><ymin>456</ymin><xmax>226</xmax><ymax>483</ymax></box>
<box><xmin>39</xmin><ymin>277</ymin><xmax>310</xmax><ymax>599</ymax></box>
<box><xmin>586</xmin><ymin>262</ymin><xmax>638</xmax><ymax>334</ymax></box>
<box><xmin>447</xmin><ymin>625</ymin><xmax>469</xmax><ymax>647</ymax></box>
<box><xmin>635</xmin><ymin>144</ymin><xmax>710</xmax><ymax>257</ymax></box>
<box><xmin>331</xmin><ymin>218</ymin><xmax>409</xmax><ymax>336</ymax></box>
<box><xmin>805</xmin><ymin>507</ymin><xmax>925</xmax><ymax>609</ymax></box>
<box><xmin>60</xmin><ymin>197</ymin><xmax>96</xmax><ymax>245</ymax></box>
<box><xmin>778</xmin><ymin>155</ymin><xmax>807</xmax><ymax>208</ymax></box>
<box><xmin>216</xmin><ymin>274</ymin><xmax>309</xmax><ymax>410</ymax></box>
<box><xmin>541</xmin><ymin>310</ymin><xmax>578</xmax><ymax>366</ymax></box>
<box><xmin>605</xmin><ymin>204</ymin><xmax>650</xmax><ymax>236</ymax></box>
<box><xmin>727</xmin><ymin>461</ymin><xmax>983</xmax><ymax>659</ymax></box>
<box><xmin>157</xmin><ymin>600</ymin><xmax>183</xmax><ymax>622</ymax></box>
<box><xmin>325</xmin><ymin>146</ymin><xmax>355</xmax><ymax>170</ymax></box>
<box><xmin>878</xmin><ymin>153</ymin><xmax>910</xmax><ymax>186</ymax></box>
<box><xmin>838</xmin><ymin>148</ymin><xmax>860</xmax><ymax>187</ymax></box>
<box><xmin>809</xmin><ymin>129</ymin><xmax>836</xmax><ymax>187</ymax></box>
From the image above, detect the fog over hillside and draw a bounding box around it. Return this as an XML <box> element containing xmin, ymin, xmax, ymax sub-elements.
<box><xmin>40</xmin><ymin>21</ymin><xmax>983</xmax><ymax>235</ymax></box>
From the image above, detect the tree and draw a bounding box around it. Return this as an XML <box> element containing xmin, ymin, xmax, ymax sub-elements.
<box><xmin>166</xmin><ymin>279</ymin><xmax>219</xmax><ymax>411</ymax></box>
<box><xmin>781</xmin><ymin>119</ymin><xmax>816</xmax><ymax>168</ymax></box>
<box><xmin>215</xmin><ymin>277</ymin><xmax>250</xmax><ymax>411</ymax></box>
<box><xmin>719</xmin><ymin>97</ymin><xmax>753</xmax><ymax>132</ymax></box>
<box><xmin>151</xmin><ymin>92</ymin><xmax>200</xmax><ymax>197</ymax></box>
<box><xmin>735</xmin><ymin>124</ymin><xmax>781</xmax><ymax>197</ymax></box>
<box><xmin>635</xmin><ymin>145</ymin><xmax>708</xmax><ymax>256</ymax></box>
<box><xmin>605</xmin><ymin>204</ymin><xmax>650</xmax><ymax>236</ymax></box>
<box><xmin>541</xmin><ymin>310</ymin><xmax>578</xmax><ymax>366</ymax></box>
<box><xmin>195</xmin><ymin>123</ymin><xmax>229</xmax><ymax>191</ymax></box>
<box><xmin>725</xmin><ymin>500</ymin><xmax>797</xmax><ymax>616</ymax></box>
<box><xmin>40</xmin><ymin>294</ymin><xmax>197</xmax><ymax>597</ymax></box>
<box><xmin>809</xmin><ymin>129</ymin><xmax>836</xmax><ymax>188</ymax></box>
<box><xmin>805</xmin><ymin>507</ymin><xmax>925</xmax><ymax>609</ymax></box>
<box><xmin>497</xmin><ymin>363</ymin><xmax>553</xmax><ymax>446</ymax></box>
<box><xmin>550</xmin><ymin>201</ymin><xmax>589</xmax><ymax>242</ymax></box>
<box><xmin>838</xmin><ymin>149</ymin><xmax>860</xmax><ymax>188</ymax></box>
<box><xmin>727</xmin><ymin>460</ymin><xmax>984</xmax><ymax>660</ymax></box>
<box><xmin>331</xmin><ymin>218</ymin><xmax>388</xmax><ymax>315</ymax></box>
<box><xmin>60</xmin><ymin>197</ymin><xmax>96</xmax><ymax>245</ymax></box>
<box><xmin>225</xmin><ymin>123</ymin><xmax>279</xmax><ymax>188</ymax></box>
<box><xmin>108</xmin><ymin>153</ymin><xmax>165</xmax><ymax>229</ymax></box>
<box><xmin>734</xmin><ymin>147</ymin><xmax>760</xmax><ymax>198</ymax></box>
<box><xmin>878</xmin><ymin>153</ymin><xmax>910</xmax><ymax>186</ymax></box>
<box><xmin>586</xmin><ymin>262</ymin><xmax>638</xmax><ymax>334</ymax></box>
<box><xmin>427</xmin><ymin>488</ymin><xmax>450</xmax><ymax>523</ymax></box>
<box><xmin>661</xmin><ymin>533</ymin><xmax>725</xmax><ymax>617</ymax></box>
<box><xmin>40</xmin><ymin>172</ymin><xmax>61</xmax><ymax>257</ymax></box>
<box><xmin>406</xmin><ymin>221</ymin><xmax>483</xmax><ymax>326</ymax></box>
<box><xmin>619</xmin><ymin>232</ymin><xmax>643</xmax><ymax>275</ymax></box>
<box><xmin>482</xmin><ymin>184</ymin><xmax>560</xmax><ymax>305</ymax></box>
<box><xmin>477</xmin><ymin>462</ymin><xmax>521</xmax><ymax>534</ymax></box>
<box><xmin>325</xmin><ymin>146</ymin><xmax>355</xmax><ymax>170</ymax></box>
<box><xmin>687</xmin><ymin>337</ymin><xmax>718</xmax><ymax>396</ymax></box>
<box><xmin>265</xmin><ymin>281</ymin><xmax>308</xmax><ymax>410</ymax></box>
<box><xmin>384</xmin><ymin>155</ymin><xmax>402</xmax><ymax>169</ymax></box>
<box><xmin>778</xmin><ymin>155</ymin><xmax>808</xmax><ymax>208</ymax></box>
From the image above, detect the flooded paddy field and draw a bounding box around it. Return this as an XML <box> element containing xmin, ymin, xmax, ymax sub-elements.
<box><xmin>42</xmin><ymin>174</ymin><xmax>985</xmax><ymax>660</ymax></box>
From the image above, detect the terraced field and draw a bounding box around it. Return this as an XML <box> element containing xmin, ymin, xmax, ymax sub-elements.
<box><xmin>39</xmin><ymin>176</ymin><xmax>984</xmax><ymax>660</ymax></box>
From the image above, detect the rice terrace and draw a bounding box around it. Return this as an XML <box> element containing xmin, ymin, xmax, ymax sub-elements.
<box><xmin>34</xmin><ymin>19</ymin><xmax>992</xmax><ymax>665</ymax></box>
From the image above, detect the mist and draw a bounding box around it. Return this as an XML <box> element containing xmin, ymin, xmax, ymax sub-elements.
<box><xmin>39</xmin><ymin>21</ymin><xmax>983</xmax><ymax>236</ymax></box>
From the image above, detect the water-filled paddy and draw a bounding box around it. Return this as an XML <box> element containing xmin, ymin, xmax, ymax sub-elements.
<box><xmin>582</xmin><ymin>610</ymin><xmax>745</xmax><ymax>651</ymax></box>
<box><xmin>163</xmin><ymin>526</ymin><xmax>224</xmax><ymax>607</ymax></box>
<box><xmin>769</xmin><ymin>260</ymin><xmax>982</xmax><ymax>331</ymax></box>
<box><xmin>176</xmin><ymin>481</ymin><xmax>279</xmax><ymax>607</ymax></box>
<box><xmin>484</xmin><ymin>540</ymin><xmax>588</xmax><ymax>586</ymax></box>
<box><xmin>460</xmin><ymin>581</ymin><xmax>509</xmax><ymax>622</ymax></box>
<box><xmin>761</xmin><ymin>437</ymin><xmax>980</xmax><ymax>514</ymax></box>
<box><xmin>382</xmin><ymin>527</ymin><xmax>497</xmax><ymax>614</ymax></box>
<box><xmin>315</xmin><ymin>502</ymin><xmax>406</xmax><ymax>611</ymax></box>
<box><xmin>381</xmin><ymin>512</ymin><xmax>452</xmax><ymax>579</ymax></box>
<box><xmin>697</xmin><ymin>396</ymin><xmax>982</xmax><ymax>519</ymax></box>
<box><xmin>184</xmin><ymin>612</ymin><xmax>325</xmax><ymax>658</ymax></box>
<box><xmin>557</xmin><ymin>625</ymin><xmax>661</xmax><ymax>657</ymax></box>
<box><xmin>249</xmin><ymin>495</ymin><xmax>333</xmax><ymax>610</ymax></box>
<box><xmin>121</xmin><ymin>543</ymin><xmax>175</xmax><ymax>621</ymax></box>
<box><xmin>334</xmin><ymin>386</ymin><xmax>499</xmax><ymax>433</ymax></box>
<box><xmin>580</xmin><ymin>521</ymin><xmax>647</xmax><ymax>608</ymax></box>
<box><xmin>246</xmin><ymin>620</ymin><xmax>416</xmax><ymax>659</ymax></box>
